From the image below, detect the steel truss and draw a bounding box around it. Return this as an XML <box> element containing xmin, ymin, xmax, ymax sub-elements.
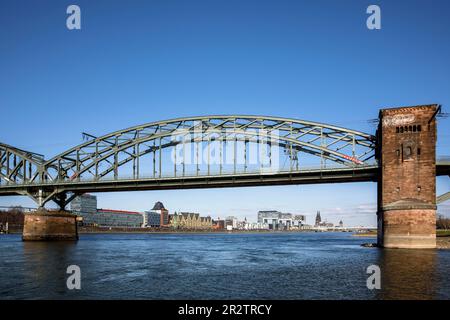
<box><xmin>0</xmin><ymin>115</ymin><xmax>377</xmax><ymax>208</ymax></box>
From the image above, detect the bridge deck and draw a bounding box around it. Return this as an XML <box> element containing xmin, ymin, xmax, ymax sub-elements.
<box><xmin>0</xmin><ymin>161</ymin><xmax>448</xmax><ymax>197</ymax></box>
<box><xmin>0</xmin><ymin>166</ymin><xmax>379</xmax><ymax>196</ymax></box>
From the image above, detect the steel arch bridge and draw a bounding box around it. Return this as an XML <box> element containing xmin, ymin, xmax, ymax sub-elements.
<box><xmin>1</xmin><ymin>115</ymin><xmax>380</xmax><ymax>207</ymax></box>
<box><xmin>1</xmin><ymin>115</ymin><xmax>449</xmax><ymax>208</ymax></box>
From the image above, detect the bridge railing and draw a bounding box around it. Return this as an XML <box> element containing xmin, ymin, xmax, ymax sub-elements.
<box><xmin>0</xmin><ymin>162</ymin><xmax>379</xmax><ymax>187</ymax></box>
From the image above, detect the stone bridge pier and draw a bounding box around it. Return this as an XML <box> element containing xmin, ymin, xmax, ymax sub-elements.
<box><xmin>22</xmin><ymin>190</ymin><xmax>78</xmax><ymax>241</ymax></box>
<box><xmin>377</xmin><ymin>105</ymin><xmax>438</xmax><ymax>249</ymax></box>
<box><xmin>22</xmin><ymin>209</ymin><xmax>78</xmax><ymax>241</ymax></box>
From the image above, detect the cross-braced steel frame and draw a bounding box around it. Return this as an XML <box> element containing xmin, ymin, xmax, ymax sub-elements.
<box><xmin>0</xmin><ymin>143</ymin><xmax>44</xmax><ymax>186</ymax></box>
<box><xmin>1</xmin><ymin>115</ymin><xmax>378</xmax><ymax>208</ymax></box>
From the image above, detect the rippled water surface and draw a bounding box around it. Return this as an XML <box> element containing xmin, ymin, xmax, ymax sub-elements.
<box><xmin>1</xmin><ymin>232</ymin><xmax>449</xmax><ymax>299</ymax></box>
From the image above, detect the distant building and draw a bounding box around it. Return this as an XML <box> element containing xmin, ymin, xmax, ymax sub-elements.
<box><xmin>71</xmin><ymin>194</ymin><xmax>144</xmax><ymax>227</ymax></box>
<box><xmin>314</xmin><ymin>211</ymin><xmax>334</xmax><ymax>228</ymax></box>
<box><xmin>151</xmin><ymin>201</ymin><xmax>169</xmax><ymax>226</ymax></box>
<box><xmin>242</xmin><ymin>221</ymin><xmax>269</xmax><ymax>230</ymax></box>
<box><xmin>71</xmin><ymin>194</ymin><xmax>99</xmax><ymax>225</ymax></box>
<box><xmin>315</xmin><ymin>211</ymin><xmax>322</xmax><ymax>227</ymax></box>
<box><xmin>257</xmin><ymin>211</ymin><xmax>305</xmax><ymax>230</ymax></box>
<box><xmin>87</xmin><ymin>209</ymin><xmax>143</xmax><ymax>227</ymax></box>
<box><xmin>225</xmin><ymin>216</ymin><xmax>238</xmax><ymax>229</ymax></box>
<box><xmin>71</xmin><ymin>194</ymin><xmax>97</xmax><ymax>215</ymax></box>
<box><xmin>212</xmin><ymin>219</ymin><xmax>225</xmax><ymax>230</ymax></box>
<box><xmin>142</xmin><ymin>211</ymin><xmax>161</xmax><ymax>227</ymax></box>
<box><xmin>141</xmin><ymin>201</ymin><xmax>171</xmax><ymax>227</ymax></box>
<box><xmin>169</xmin><ymin>212</ymin><xmax>212</xmax><ymax>229</ymax></box>
<box><xmin>339</xmin><ymin>220</ymin><xmax>344</xmax><ymax>228</ymax></box>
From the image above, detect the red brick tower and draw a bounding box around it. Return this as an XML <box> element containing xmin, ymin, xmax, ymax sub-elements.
<box><xmin>152</xmin><ymin>201</ymin><xmax>169</xmax><ymax>227</ymax></box>
<box><xmin>377</xmin><ymin>104</ymin><xmax>438</xmax><ymax>248</ymax></box>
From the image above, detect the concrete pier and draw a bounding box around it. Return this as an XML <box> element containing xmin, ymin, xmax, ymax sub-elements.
<box><xmin>22</xmin><ymin>209</ymin><xmax>78</xmax><ymax>241</ymax></box>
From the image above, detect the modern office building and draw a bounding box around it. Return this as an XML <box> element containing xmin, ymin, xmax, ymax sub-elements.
<box><xmin>71</xmin><ymin>194</ymin><xmax>98</xmax><ymax>226</ymax></box>
<box><xmin>212</xmin><ymin>219</ymin><xmax>225</xmax><ymax>230</ymax></box>
<box><xmin>142</xmin><ymin>211</ymin><xmax>161</xmax><ymax>227</ymax></box>
<box><xmin>257</xmin><ymin>210</ymin><xmax>305</xmax><ymax>230</ymax></box>
<box><xmin>71</xmin><ymin>194</ymin><xmax>143</xmax><ymax>227</ymax></box>
<box><xmin>70</xmin><ymin>194</ymin><xmax>97</xmax><ymax>215</ymax></box>
<box><xmin>92</xmin><ymin>209</ymin><xmax>144</xmax><ymax>227</ymax></box>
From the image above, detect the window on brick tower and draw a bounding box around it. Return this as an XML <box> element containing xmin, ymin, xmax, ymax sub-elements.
<box><xmin>403</xmin><ymin>145</ymin><xmax>413</xmax><ymax>160</ymax></box>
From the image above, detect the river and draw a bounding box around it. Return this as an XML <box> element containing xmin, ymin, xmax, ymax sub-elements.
<box><xmin>1</xmin><ymin>232</ymin><xmax>449</xmax><ymax>299</ymax></box>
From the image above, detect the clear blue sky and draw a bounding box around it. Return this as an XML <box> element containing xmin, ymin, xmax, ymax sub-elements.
<box><xmin>1</xmin><ymin>0</ymin><xmax>449</xmax><ymax>226</ymax></box>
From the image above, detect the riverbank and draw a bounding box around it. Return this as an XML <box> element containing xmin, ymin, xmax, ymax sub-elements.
<box><xmin>352</xmin><ymin>232</ymin><xmax>377</xmax><ymax>237</ymax></box>
<box><xmin>437</xmin><ymin>230</ymin><xmax>450</xmax><ymax>249</ymax></box>
<box><xmin>437</xmin><ymin>230</ymin><xmax>450</xmax><ymax>237</ymax></box>
<box><xmin>355</xmin><ymin>230</ymin><xmax>450</xmax><ymax>249</ymax></box>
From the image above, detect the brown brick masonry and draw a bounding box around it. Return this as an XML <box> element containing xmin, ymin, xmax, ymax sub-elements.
<box><xmin>382</xmin><ymin>210</ymin><xmax>436</xmax><ymax>248</ymax></box>
<box><xmin>377</xmin><ymin>104</ymin><xmax>438</xmax><ymax>249</ymax></box>
<box><xmin>22</xmin><ymin>210</ymin><xmax>78</xmax><ymax>241</ymax></box>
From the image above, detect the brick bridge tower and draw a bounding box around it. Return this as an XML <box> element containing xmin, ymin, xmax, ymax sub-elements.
<box><xmin>377</xmin><ymin>104</ymin><xmax>439</xmax><ymax>248</ymax></box>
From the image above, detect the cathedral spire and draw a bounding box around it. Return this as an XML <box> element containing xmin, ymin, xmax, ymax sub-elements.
<box><xmin>315</xmin><ymin>211</ymin><xmax>321</xmax><ymax>227</ymax></box>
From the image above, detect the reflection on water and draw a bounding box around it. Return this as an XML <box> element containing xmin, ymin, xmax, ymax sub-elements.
<box><xmin>0</xmin><ymin>232</ymin><xmax>449</xmax><ymax>299</ymax></box>
<box><xmin>21</xmin><ymin>242</ymin><xmax>78</xmax><ymax>297</ymax></box>
<box><xmin>376</xmin><ymin>249</ymin><xmax>438</xmax><ymax>300</ymax></box>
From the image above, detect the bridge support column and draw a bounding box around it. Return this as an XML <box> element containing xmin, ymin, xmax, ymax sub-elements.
<box><xmin>23</xmin><ymin>191</ymin><xmax>78</xmax><ymax>241</ymax></box>
<box><xmin>23</xmin><ymin>208</ymin><xmax>78</xmax><ymax>241</ymax></box>
<box><xmin>377</xmin><ymin>105</ymin><xmax>438</xmax><ymax>249</ymax></box>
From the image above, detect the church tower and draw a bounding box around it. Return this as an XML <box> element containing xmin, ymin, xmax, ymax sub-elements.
<box><xmin>315</xmin><ymin>211</ymin><xmax>322</xmax><ymax>227</ymax></box>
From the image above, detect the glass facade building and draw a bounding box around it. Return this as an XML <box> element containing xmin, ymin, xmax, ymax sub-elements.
<box><xmin>71</xmin><ymin>194</ymin><xmax>144</xmax><ymax>227</ymax></box>
<box><xmin>143</xmin><ymin>211</ymin><xmax>161</xmax><ymax>227</ymax></box>
<box><xmin>70</xmin><ymin>194</ymin><xmax>97</xmax><ymax>215</ymax></box>
<box><xmin>90</xmin><ymin>209</ymin><xmax>143</xmax><ymax>227</ymax></box>
<box><xmin>257</xmin><ymin>210</ymin><xmax>306</xmax><ymax>230</ymax></box>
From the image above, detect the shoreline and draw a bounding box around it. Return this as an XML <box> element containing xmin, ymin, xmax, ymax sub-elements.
<box><xmin>3</xmin><ymin>229</ymin><xmax>349</xmax><ymax>235</ymax></box>
<box><xmin>77</xmin><ymin>229</ymin><xmax>317</xmax><ymax>235</ymax></box>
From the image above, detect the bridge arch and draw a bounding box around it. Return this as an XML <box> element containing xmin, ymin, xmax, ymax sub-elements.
<box><xmin>41</xmin><ymin>115</ymin><xmax>376</xmax><ymax>183</ymax></box>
